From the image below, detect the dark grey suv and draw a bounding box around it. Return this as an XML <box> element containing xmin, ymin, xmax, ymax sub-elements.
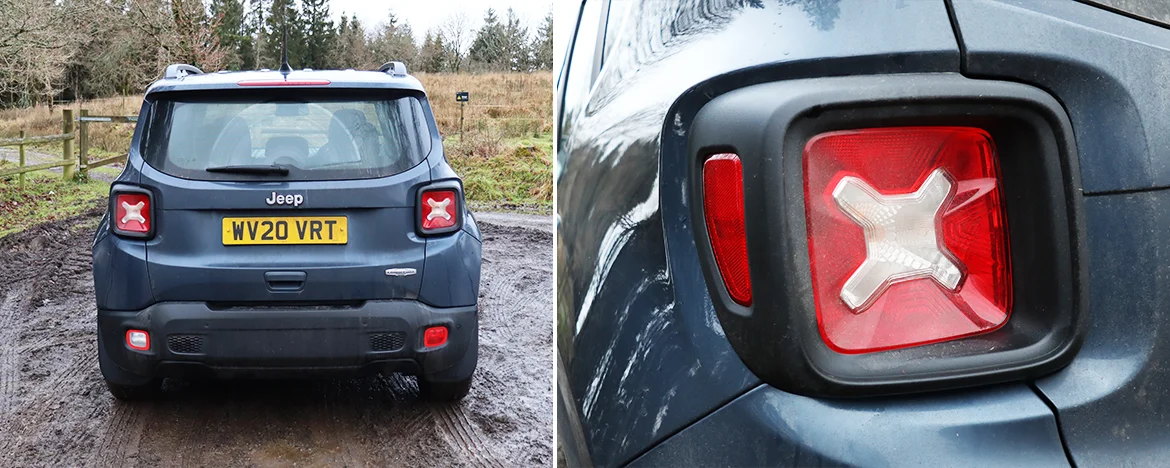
<box><xmin>93</xmin><ymin>62</ymin><xmax>481</xmax><ymax>402</ymax></box>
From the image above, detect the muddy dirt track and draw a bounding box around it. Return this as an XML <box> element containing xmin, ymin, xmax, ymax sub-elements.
<box><xmin>0</xmin><ymin>207</ymin><xmax>553</xmax><ymax>467</ymax></box>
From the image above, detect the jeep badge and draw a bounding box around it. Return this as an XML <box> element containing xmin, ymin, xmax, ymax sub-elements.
<box><xmin>266</xmin><ymin>192</ymin><xmax>304</xmax><ymax>207</ymax></box>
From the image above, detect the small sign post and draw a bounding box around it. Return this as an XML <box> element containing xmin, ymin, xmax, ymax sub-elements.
<box><xmin>456</xmin><ymin>92</ymin><xmax>469</xmax><ymax>138</ymax></box>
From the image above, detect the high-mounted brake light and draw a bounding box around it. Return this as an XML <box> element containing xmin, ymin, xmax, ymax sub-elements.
<box><xmin>702</xmin><ymin>153</ymin><xmax>751</xmax><ymax>306</ymax></box>
<box><xmin>420</xmin><ymin>189</ymin><xmax>458</xmax><ymax>232</ymax></box>
<box><xmin>236</xmin><ymin>79</ymin><xmax>331</xmax><ymax>87</ymax></box>
<box><xmin>113</xmin><ymin>192</ymin><xmax>152</xmax><ymax>235</ymax></box>
<box><xmin>803</xmin><ymin>127</ymin><xmax>1011</xmax><ymax>354</ymax></box>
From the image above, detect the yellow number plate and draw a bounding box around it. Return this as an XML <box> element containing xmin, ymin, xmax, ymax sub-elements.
<box><xmin>222</xmin><ymin>216</ymin><xmax>348</xmax><ymax>245</ymax></box>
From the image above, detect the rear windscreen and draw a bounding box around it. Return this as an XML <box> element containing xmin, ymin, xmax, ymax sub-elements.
<box><xmin>142</xmin><ymin>90</ymin><xmax>433</xmax><ymax>180</ymax></box>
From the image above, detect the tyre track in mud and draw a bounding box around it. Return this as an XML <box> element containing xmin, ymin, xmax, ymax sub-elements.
<box><xmin>0</xmin><ymin>207</ymin><xmax>553</xmax><ymax>467</ymax></box>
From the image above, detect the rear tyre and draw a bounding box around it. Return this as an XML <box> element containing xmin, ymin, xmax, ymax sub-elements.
<box><xmin>418</xmin><ymin>376</ymin><xmax>473</xmax><ymax>402</ymax></box>
<box><xmin>104</xmin><ymin>379</ymin><xmax>161</xmax><ymax>401</ymax></box>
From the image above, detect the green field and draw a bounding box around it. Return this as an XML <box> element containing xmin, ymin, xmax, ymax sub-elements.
<box><xmin>447</xmin><ymin>132</ymin><xmax>553</xmax><ymax>212</ymax></box>
<box><xmin>0</xmin><ymin>169</ymin><xmax>108</xmax><ymax>237</ymax></box>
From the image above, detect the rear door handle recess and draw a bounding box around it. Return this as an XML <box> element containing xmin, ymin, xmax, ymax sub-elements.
<box><xmin>264</xmin><ymin>271</ymin><xmax>306</xmax><ymax>292</ymax></box>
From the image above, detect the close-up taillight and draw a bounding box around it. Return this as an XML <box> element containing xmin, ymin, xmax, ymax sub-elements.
<box><xmin>803</xmin><ymin>126</ymin><xmax>1012</xmax><ymax>354</ymax></box>
<box><xmin>702</xmin><ymin>153</ymin><xmax>752</xmax><ymax>306</ymax></box>
<box><xmin>113</xmin><ymin>191</ymin><xmax>152</xmax><ymax>236</ymax></box>
<box><xmin>421</xmin><ymin>189</ymin><xmax>459</xmax><ymax>232</ymax></box>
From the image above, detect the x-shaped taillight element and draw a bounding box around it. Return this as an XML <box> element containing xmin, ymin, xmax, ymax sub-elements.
<box><xmin>120</xmin><ymin>201</ymin><xmax>146</xmax><ymax>225</ymax></box>
<box><xmin>426</xmin><ymin>197</ymin><xmax>452</xmax><ymax>221</ymax></box>
<box><xmin>832</xmin><ymin>168</ymin><xmax>964</xmax><ymax>311</ymax></box>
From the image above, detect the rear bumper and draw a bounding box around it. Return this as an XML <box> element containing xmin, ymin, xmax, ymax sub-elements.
<box><xmin>97</xmin><ymin>300</ymin><xmax>477</xmax><ymax>384</ymax></box>
<box><xmin>626</xmin><ymin>383</ymin><xmax>1071</xmax><ymax>467</ymax></box>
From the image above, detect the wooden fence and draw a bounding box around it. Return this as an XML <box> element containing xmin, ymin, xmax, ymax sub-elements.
<box><xmin>77</xmin><ymin>110</ymin><xmax>135</xmax><ymax>174</ymax></box>
<box><xmin>0</xmin><ymin>109</ymin><xmax>134</xmax><ymax>187</ymax></box>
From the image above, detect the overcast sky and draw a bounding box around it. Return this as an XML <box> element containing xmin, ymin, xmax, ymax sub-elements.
<box><xmin>327</xmin><ymin>0</ymin><xmax>553</xmax><ymax>42</ymax></box>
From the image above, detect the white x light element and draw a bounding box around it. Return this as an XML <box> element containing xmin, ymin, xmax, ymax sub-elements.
<box><xmin>832</xmin><ymin>168</ymin><xmax>964</xmax><ymax>311</ymax></box>
<box><xmin>426</xmin><ymin>198</ymin><xmax>452</xmax><ymax>221</ymax></box>
<box><xmin>120</xmin><ymin>201</ymin><xmax>146</xmax><ymax>225</ymax></box>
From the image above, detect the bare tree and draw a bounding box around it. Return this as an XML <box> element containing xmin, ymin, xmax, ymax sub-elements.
<box><xmin>437</xmin><ymin>11</ymin><xmax>471</xmax><ymax>72</ymax></box>
<box><xmin>0</xmin><ymin>0</ymin><xmax>86</xmax><ymax>106</ymax></box>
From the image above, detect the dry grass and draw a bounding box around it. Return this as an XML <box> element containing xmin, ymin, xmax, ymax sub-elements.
<box><xmin>0</xmin><ymin>95</ymin><xmax>139</xmax><ymax>157</ymax></box>
<box><xmin>0</xmin><ymin>72</ymin><xmax>552</xmax><ymax>207</ymax></box>
<box><xmin>419</xmin><ymin>72</ymin><xmax>552</xmax><ymax>138</ymax></box>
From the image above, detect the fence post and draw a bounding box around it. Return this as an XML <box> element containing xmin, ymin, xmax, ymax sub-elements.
<box><xmin>78</xmin><ymin>109</ymin><xmax>89</xmax><ymax>179</ymax></box>
<box><xmin>62</xmin><ymin>109</ymin><xmax>74</xmax><ymax>180</ymax></box>
<box><xmin>18</xmin><ymin>130</ymin><xmax>25</xmax><ymax>191</ymax></box>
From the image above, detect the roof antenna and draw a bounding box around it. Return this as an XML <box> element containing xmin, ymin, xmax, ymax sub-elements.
<box><xmin>278</xmin><ymin>5</ymin><xmax>292</xmax><ymax>75</ymax></box>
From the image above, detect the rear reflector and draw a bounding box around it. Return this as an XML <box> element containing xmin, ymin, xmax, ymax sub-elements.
<box><xmin>237</xmin><ymin>80</ymin><xmax>332</xmax><ymax>87</ymax></box>
<box><xmin>421</xmin><ymin>190</ymin><xmax>458</xmax><ymax>231</ymax></box>
<box><xmin>126</xmin><ymin>330</ymin><xmax>150</xmax><ymax>351</ymax></box>
<box><xmin>423</xmin><ymin>326</ymin><xmax>448</xmax><ymax>348</ymax></box>
<box><xmin>803</xmin><ymin>127</ymin><xmax>1011</xmax><ymax>353</ymax></box>
<box><xmin>114</xmin><ymin>192</ymin><xmax>151</xmax><ymax>234</ymax></box>
<box><xmin>702</xmin><ymin>153</ymin><xmax>752</xmax><ymax>306</ymax></box>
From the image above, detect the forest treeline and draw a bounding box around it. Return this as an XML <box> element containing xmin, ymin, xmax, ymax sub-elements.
<box><xmin>0</xmin><ymin>0</ymin><xmax>553</xmax><ymax>108</ymax></box>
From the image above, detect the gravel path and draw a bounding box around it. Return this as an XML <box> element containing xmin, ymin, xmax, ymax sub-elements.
<box><xmin>0</xmin><ymin>208</ymin><xmax>553</xmax><ymax>467</ymax></box>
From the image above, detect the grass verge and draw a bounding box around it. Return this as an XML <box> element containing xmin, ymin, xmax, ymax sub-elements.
<box><xmin>0</xmin><ymin>169</ymin><xmax>109</xmax><ymax>237</ymax></box>
<box><xmin>446</xmin><ymin>131</ymin><xmax>552</xmax><ymax>211</ymax></box>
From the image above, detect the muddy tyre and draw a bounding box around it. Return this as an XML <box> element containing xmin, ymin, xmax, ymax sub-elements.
<box><xmin>418</xmin><ymin>377</ymin><xmax>473</xmax><ymax>402</ymax></box>
<box><xmin>105</xmin><ymin>379</ymin><xmax>161</xmax><ymax>401</ymax></box>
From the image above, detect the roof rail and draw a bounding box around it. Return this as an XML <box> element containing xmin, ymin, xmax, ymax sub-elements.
<box><xmin>379</xmin><ymin>61</ymin><xmax>408</xmax><ymax>77</ymax></box>
<box><xmin>164</xmin><ymin>64</ymin><xmax>204</xmax><ymax>79</ymax></box>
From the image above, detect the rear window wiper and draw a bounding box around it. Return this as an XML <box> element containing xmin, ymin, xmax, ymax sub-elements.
<box><xmin>205</xmin><ymin>164</ymin><xmax>291</xmax><ymax>175</ymax></box>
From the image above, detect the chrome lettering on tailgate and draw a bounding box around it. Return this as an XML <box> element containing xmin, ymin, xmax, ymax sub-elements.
<box><xmin>265</xmin><ymin>192</ymin><xmax>304</xmax><ymax>207</ymax></box>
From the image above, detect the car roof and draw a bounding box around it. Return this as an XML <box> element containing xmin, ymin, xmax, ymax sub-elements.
<box><xmin>145</xmin><ymin>69</ymin><xmax>426</xmax><ymax>95</ymax></box>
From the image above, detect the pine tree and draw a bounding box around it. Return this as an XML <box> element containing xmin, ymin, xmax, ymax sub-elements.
<box><xmin>418</xmin><ymin>31</ymin><xmax>446</xmax><ymax>73</ymax></box>
<box><xmin>300</xmin><ymin>0</ymin><xmax>335</xmax><ymax>69</ymax></box>
<box><xmin>261</xmin><ymin>0</ymin><xmax>304</xmax><ymax>69</ymax></box>
<box><xmin>248</xmin><ymin>0</ymin><xmax>268</xmax><ymax>69</ymax></box>
<box><xmin>209</xmin><ymin>0</ymin><xmax>250</xmax><ymax>69</ymax></box>
<box><xmin>369</xmin><ymin>13</ymin><xmax>418</xmax><ymax>68</ymax></box>
<box><xmin>467</xmin><ymin>8</ymin><xmax>506</xmax><ymax>70</ymax></box>
<box><xmin>500</xmin><ymin>8</ymin><xmax>529</xmax><ymax>71</ymax></box>
<box><xmin>333</xmin><ymin>14</ymin><xmax>373</xmax><ymax>69</ymax></box>
<box><xmin>532</xmin><ymin>11</ymin><xmax>552</xmax><ymax>70</ymax></box>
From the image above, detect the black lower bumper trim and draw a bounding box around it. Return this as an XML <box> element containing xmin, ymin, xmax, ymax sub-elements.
<box><xmin>97</xmin><ymin>300</ymin><xmax>477</xmax><ymax>384</ymax></box>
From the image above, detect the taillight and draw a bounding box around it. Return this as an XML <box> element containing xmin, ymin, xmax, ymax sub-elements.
<box><xmin>111</xmin><ymin>187</ymin><xmax>154</xmax><ymax>238</ymax></box>
<box><xmin>423</xmin><ymin>326</ymin><xmax>448</xmax><ymax>348</ymax></box>
<box><xmin>702</xmin><ymin>153</ymin><xmax>751</xmax><ymax>306</ymax></box>
<box><xmin>803</xmin><ymin>127</ymin><xmax>1011</xmax><ymax>354</ymax></box>
<box><xmin>419</xmin><ymin>188</ymin><xmax>460</xmax><ymax>235</ymax></box>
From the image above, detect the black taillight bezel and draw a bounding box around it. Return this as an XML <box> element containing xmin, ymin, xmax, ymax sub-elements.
<box><xmin>686</xmin><ymin>74</ymin><xmax>1087</xmax><ymax>397</ymax></box>
<box><xmin>109</xmin><ymin>184</ymin><xmax>156</xmax><ymax>239</ymax></box>
<box><xmin>415</xmin><ymin>180</ymin><xmax>465</xmax><ymax>236</ymax></box>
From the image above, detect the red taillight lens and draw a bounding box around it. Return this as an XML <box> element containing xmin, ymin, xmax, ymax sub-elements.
<box><xmin>803</xmin><ymin>127</ymin><xmax>1011</xmax><ymax>354</ymax></box>
<box><xmin>423</xmin><ymin>326</ymin><xmax>448</xmax><ymax>348</ymax></box>
<box><xmin>421</xmin><ymin>190</ymin><xmax>458</xmax><ymax>231</ymax></box>
<box><xmin>703</xmin><ymin>153</ymin><xmax>751</xmax><ymax>306</ymax></box>
<box><xmin>114</xmin><ymin>192</ymin><xmax>151</xmax><ymax>234</ymax></box>
<box><xmin>125</xmin><ymin>329</ymin><xmax>150</xmax><ymax>351</ymax></box>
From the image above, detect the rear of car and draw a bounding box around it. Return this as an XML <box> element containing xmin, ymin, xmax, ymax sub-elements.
<box><xmin>93</xmin><ymin>66</ymin><xmax>481</xmax><ymax>402</ymax></box>
<box><xmin>558</xmin><ymin>0</ymin><xmax>1170</xmax><ymax>466</ymax></box>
